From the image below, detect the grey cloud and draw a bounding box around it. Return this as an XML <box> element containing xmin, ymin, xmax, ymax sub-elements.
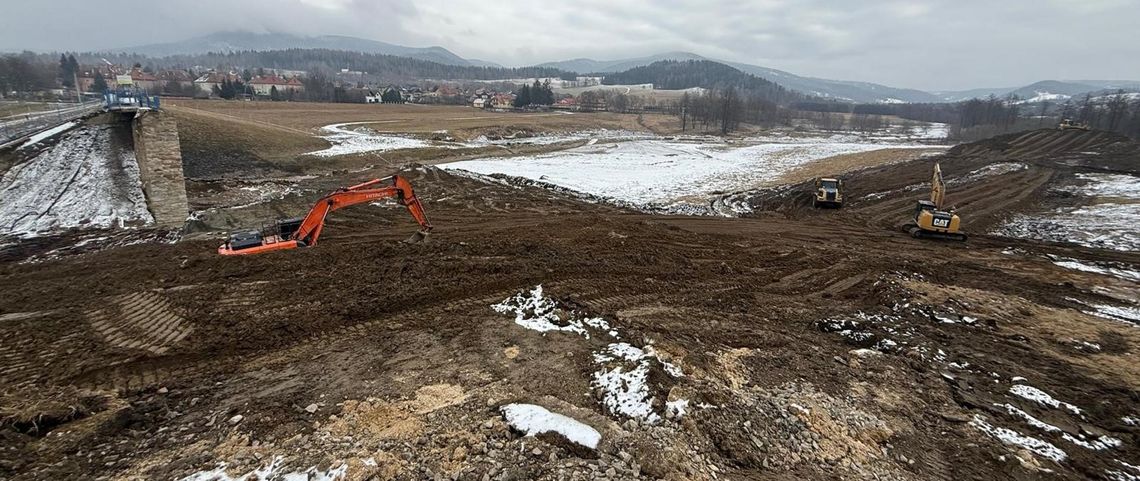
<box><xmin>1</xmin><ymin>0</ymin><xmax>1138</xmax><ymax>90</ymax></box>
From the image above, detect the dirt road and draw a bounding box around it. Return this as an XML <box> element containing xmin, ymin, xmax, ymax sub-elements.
<box><xmin>0</xmin><ymin>129</ymin><xmax>1138</xmax><ymax>480</ymax></box>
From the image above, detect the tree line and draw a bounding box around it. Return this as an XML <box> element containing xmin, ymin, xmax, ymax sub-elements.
<box><xmin>673</xmin><ymin>87</ymin><xmax>791</xmax><ymax>134</ymax></box>
<box><xmin>602</xmin><ymin>60</ymin><xmax>802</xmax><ymax>106</ymax></box>
<box><xmin>72</xmin><ymin>49</ymin><xmax>570</xmax><ymax>83</ymax></box>
<box><xmin>513</xmin><ymin>79</ymin><xmax>554</xmax><ymax>107</ymax></box>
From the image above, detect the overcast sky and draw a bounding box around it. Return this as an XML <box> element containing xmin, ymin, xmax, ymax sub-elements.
<box><xmin>2</xmin><ymin>0</ymin><xmax>1137</xmax><ymax>90</ymax></box>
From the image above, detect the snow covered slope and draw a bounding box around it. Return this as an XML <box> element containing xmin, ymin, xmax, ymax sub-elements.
<box><xmin>0</xmin><ymin>125</ymin><xmax>154</xmax><ymax>237</ymax></box>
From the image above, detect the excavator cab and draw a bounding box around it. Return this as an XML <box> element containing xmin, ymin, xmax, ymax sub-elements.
<box><xmin>275</xmin><ymin>217</ymin><xmax>304</xmax><ymax>241</ymax></box>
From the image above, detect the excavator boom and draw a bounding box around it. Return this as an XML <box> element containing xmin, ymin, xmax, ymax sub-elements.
<box><xmin>218</xmin><ymin>175</ymin><xmax>432</xmax><ymax>256</ymax></box>
<box><xmin>930</xmin><ymin>162</ymin><xmax>945</xmax><ymax>209</ymax></box>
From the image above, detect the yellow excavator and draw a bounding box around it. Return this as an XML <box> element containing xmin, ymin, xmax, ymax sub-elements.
<box><xmin>1058</xmin><ymin>119</ymin><xmax>1091</xmax><ymax>131</ymax></box>
<box><xmin>903</xmin><ymin>163</ymin><xmax>967</xmax><ymax>241</ymax></box>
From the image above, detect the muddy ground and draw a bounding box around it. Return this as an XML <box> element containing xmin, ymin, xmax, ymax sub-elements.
<box><xmin>0</xmin><ymin>128</ymin><xmax>1138</xmax><ymax>481</ymax></box>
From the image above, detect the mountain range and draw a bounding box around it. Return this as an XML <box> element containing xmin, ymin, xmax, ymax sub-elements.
<box><xmin>120</xmin><ymin>31</ymin><xmax>504</xmax><ymax>68</ymax></box>
<box><xmin>119</xmin><ymin>32</ymin><xmax>1138</xmax><ymax>105</ymax></box>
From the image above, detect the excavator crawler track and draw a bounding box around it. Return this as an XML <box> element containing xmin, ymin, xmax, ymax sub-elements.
<box><xmin>903</xmin><ymin>223</ymin><xmax>967</xmax><ymax>241</ymax></box>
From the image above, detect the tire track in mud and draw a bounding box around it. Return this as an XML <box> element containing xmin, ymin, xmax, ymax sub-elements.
<box><xmin>86</xmin><ymin>291</ymin><xmax>194</xmax><ymax>355</ymax></box>
<box><xmin>67</xmin><ymin>284</ymin><xmax>536</xmax><ymax>391</ymax></box>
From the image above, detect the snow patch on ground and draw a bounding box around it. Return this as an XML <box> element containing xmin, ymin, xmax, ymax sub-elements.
<box><xmin>1009</xmin><ymin>385</ymin><xmax>1083</xmax><ymax>416</ymax></box>
<box><xmin>18</xmin><ymin>121</ymin><xmax>78</xmax><ymax>149</ymax></box>
<box><xmin>1052</xmin><ymin>258</ymin><xmax>1140</xmax><ymax>283</ymax></box>
<box><xmin>492</xmin><ymin>285</ymin><xmax>620</xmax><ymax>339</ymax></box>
<box><xmin>500</xmin><ymin>403</ymin><xmax>601</xmax><ymax>449</ymax></box>
<box><xmin>970</xmin><ymin>415</ymin><xmax>1067</xmax><ymax>462</ymax></box>
<box><xmin>180</xmin><ymin>456</ymin><xmax>347</xmax><ymax>481</ymax></box>
<box><xmin>444</xmin><ymin>136</ymin><xmax>940</xmax><ymax>205</ymax></box>
<box><xmin>592</xmin><ymin>352</ymin><xmax>659</xmax><ymax>423</ymax></box>
<box><xmin>1087</xmin><ymin>304</ymin><xmax>1140</xmax><ymax>324</ymax></box>
<box><xmin>994</xmin><ymin>173</ymin><xmax>1140</xmax><ymax>251</ymax></box>
<box><xmin>307</xmin><ymin>122</ymin><xmax>430</xmax><ymax>157</ymax></box>
<box><xmin>996</xmin><ymin>403</ymin><xmax>1121</xmax><ymax>450</ymax></box>
<box><xmin>665</xmin><ymin>399</ymin><xmax>689</xmax><ymax>420</ymax></box>
<box><xmin>467</xmin><ymin>129</ymin><xmax>651</xmax><ymax>147</ymax></box>
<box><xmin>492</xmin><ymin>286</ymin><xmax>680</xmax><ymax>424</ymax></box>
<box><xmin>0</xmin><ymin>125</ymin><xmax>153</xmax><ymax>237</ymax></box>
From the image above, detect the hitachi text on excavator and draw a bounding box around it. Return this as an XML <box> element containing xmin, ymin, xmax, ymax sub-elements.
<box><xmin>218</xmin><ymin>175</ymin><xmax>432</xmax><ymax>255</ymax></box>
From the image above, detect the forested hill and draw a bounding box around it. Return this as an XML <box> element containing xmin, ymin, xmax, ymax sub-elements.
<box><xmin>80</xmin><ymin>49</ymin><xmax>569</xmax><ymax>82</ymax></box>
<box><xmin>601</xmin><ymin>60</ymin><xmax>803</xmax><ymax>104</ymax></box>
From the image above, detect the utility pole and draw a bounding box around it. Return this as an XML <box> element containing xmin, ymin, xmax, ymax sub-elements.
<box><xmin>74</xmin><ymin>71</ymin><xmax>81</xmax><ymax>103</ymax></box>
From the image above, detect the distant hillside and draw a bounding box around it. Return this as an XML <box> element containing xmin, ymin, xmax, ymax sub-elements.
<box><xmin>119</xmin><ymin>32</ymin><xmax>482</xmax><ymax>67</ymax></box>
<box><xmin>92</xmin><ymin>49</ymin><xmax>568</xmax><ymax>83</ymax></box>
<box><xmin>602</xmin><ymin>60</ymin><xmax>801</xmax><ymax>104</ymax></box>
<box><xmin>540</xmin><ymin>52</ymin><xmax>941</xmax><ymax>103</ymax></box>
<box><xmin>538</xmin><ymin>52</ymin><xmax>706</xmax><ymax>74</ymax></box>
<box><xmin>937</xmin><ymin>80</ymin><xmax>1140</xmax><ymax>104</ymax></box>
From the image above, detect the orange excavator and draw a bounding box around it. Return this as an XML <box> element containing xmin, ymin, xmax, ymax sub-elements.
<box><xmin>218</xmin><ymin>175</ymin><xmax>432</xmax><ymax>256</ymax></box>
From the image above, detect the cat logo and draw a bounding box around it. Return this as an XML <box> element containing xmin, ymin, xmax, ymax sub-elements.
<box><xmin>932</xmin><ymin>217</ymin><xmax>950</xmax><ymax>228</ymax></box>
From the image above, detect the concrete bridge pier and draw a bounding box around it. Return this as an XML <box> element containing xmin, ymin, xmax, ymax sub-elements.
<box><xmin>130</xmin><ymin>111</ymin><xmax>189</xmax><ymax>229</ymax></box>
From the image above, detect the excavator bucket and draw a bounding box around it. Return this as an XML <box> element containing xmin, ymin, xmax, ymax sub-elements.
<box><xmin>403</xmin><ymin>230</ymin><xmax>430</xmax><ymax>244</ymax></box>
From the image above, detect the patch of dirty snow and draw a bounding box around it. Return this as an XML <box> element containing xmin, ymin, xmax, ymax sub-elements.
<box><xmin>1124</xmin><ymin>416</ymin><xmax>1139</xmax><ymax>426</ymax></box>
<box><xmin>592</xmin><ymin>358</ymin><xmax>659</xmax><ymax>423</ymax></box>
<box><xmin>1064</xmin><ymin>173</ymin><xmax>1140</xmax><ymax>199</ymax></box>
<box><xmin>18</xmin><ymin>121</ymin><xmax>78</xmax><ymax>149</ymax></box>
<box><xmin>467</xmin><ymin>129</ymin><xmax>651</xmax><ymax>147</ymax></box>
<box><xmin>1009</xmin><ymin>385</ymin><xmax>1082</xmax><ymax>416</ymax></box>
<box><xmin>1107</xmin><ymin>470</ymin><xmax>1140</xmax><ymax>481</ymax></box>
<box><xmin>594</xmin><ymin>342</ymin><xmax>648</xmax><ymax>362</ymax></box>
<box><xmin>180</xmin><ymin>456</ymin><xmax>347</xmax><ymax>481</ymax></box>
<box><xmin>949</xmin><ymin>163</ymin><xmax>1028</xmax><ymax>186</ymax></box>
<box><xmin>970</xmin><ymin>415</ymin><xmax>1067</xmax><ymax>462</ymax></box>
<box><xmin>996</xmin><ymin>403</ymin><xmax>1121</xmax><ymax>450</ymax></box>
<box><xmin>500</xmin><ymin>403</ymin><xmax>601</xmax><ymax>449</ymax></box>
<box><xmin>492</xmin><ymin>285</ymin><xmax>589</xmax><ymax>336</ymax></box>
<box><xmin>1086</xmin><ymin>303</ymin><xmax>1140</xmax><ymax>324</ymax></box>
<box><xmin>665</xmin><ymin>399</ymin><xmax>689</xmax><ymax>420</ymax></box>
<box><xmin>661</xmin><ymin>360</ymin><xmax>683</xmax><ymax>377</ymax></box>
<box><xmin>493</xmin><ymin>285</ymin><xmax>679</xmax><ymax>424</ymax></box>
<box><xmin>1052</xmin><ymin>258</ymin><xmax>1140</xmax><ymax>283</ymax></box>
<box><xmin>0</xmin><ymin>125</ymin><xmax>154</xmax><ymax>237</ymax></box>
<box><xmin>307</xmin><ymin>122</ymin><xmax>430</xmax><ymax>157</ymax></box>
<box><xmin>443</xmin><ymin>137</ymin><xmax>940</xmax><ymax>205</ymax></box>
<box><xmin>993</xmin><ymin>173</ymin><xmax>1140</xmax><ymax>251</ymax></box>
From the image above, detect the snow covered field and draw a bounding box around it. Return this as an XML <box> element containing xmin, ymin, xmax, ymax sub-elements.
<box><xmin>0</xmin><ymin>126</ymin><xmax>153</xmax><ymax>237</ymax></box>
<box><xmin>994</xmin><ymin>173</ymin><xmax>1140</xmax><ymax>251</ymax></box>
<box><xmin>443</xmin><ymin>134</ymin><xmax>942</xmax><ymax>206</ymax></box>
<box><xmin>306</xmin><ymin>122</ymin><xmax>431</xmax><ymax>157</ymax></box>
<box><xmin>306</xmin><ymin>122</ymin><xmax>653</xmax><ymax>157</ymax></box>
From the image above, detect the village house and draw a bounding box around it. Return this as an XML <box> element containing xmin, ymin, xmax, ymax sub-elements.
<box><xmin>551</xmin><ymin>97</ymin><xmax>579</xmax><ymax>111</ymax></box>
<box><xmin>248</xmin><ymin>75</ymin><xmax>306</xmax><ymax>96</ymax></box>
<box><xmin>75</xmin><ymin>66</ymin><xmax>116</xmax><ymax>93</ymax></box>
<box><xmin>158</xmin><ymin>70</ymin><xmax>195</xmax><ymax>91</ymax></box>
<box><xmin>472</xmin><ymin>97</ymin><xmax>486</xmax><ymax>109</ymax></box>
<box><xmin>194</xmin><ymin>71</ymin><xmax>236</xmax><ymax>95</ymax></box>
<box><xmin>489</xmin><ymin>93</ymin><xmax>515</xmax><ymax>109</ymax></box>
<box><xmin>128</xmin><ymin>69</ymin><xmax>161</xmax><ymax>91</ymax></box>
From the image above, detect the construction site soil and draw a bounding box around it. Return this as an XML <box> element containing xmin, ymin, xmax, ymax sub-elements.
<box><xmin>1</xmin><ymin>128</ymin><xmax>1138</xmax><ymax>481</ymax></box>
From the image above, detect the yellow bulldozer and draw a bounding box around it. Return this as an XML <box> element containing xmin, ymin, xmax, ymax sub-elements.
<box><xmin>903</xmin><ymin>163</ymin><xmax>967</xmax><ymax>241</ymax></box>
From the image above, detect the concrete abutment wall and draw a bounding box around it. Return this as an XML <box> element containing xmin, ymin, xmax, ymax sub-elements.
<box><xmin>131</xmin><ymin>111</ymin><xmax>189</xmax><ymax>228</ymax></box>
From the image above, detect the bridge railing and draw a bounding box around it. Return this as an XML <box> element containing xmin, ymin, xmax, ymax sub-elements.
<box><xmin>0</xmin><ymin>101</ymin><xmax>105</xmax><ymax>149</ymax></box>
